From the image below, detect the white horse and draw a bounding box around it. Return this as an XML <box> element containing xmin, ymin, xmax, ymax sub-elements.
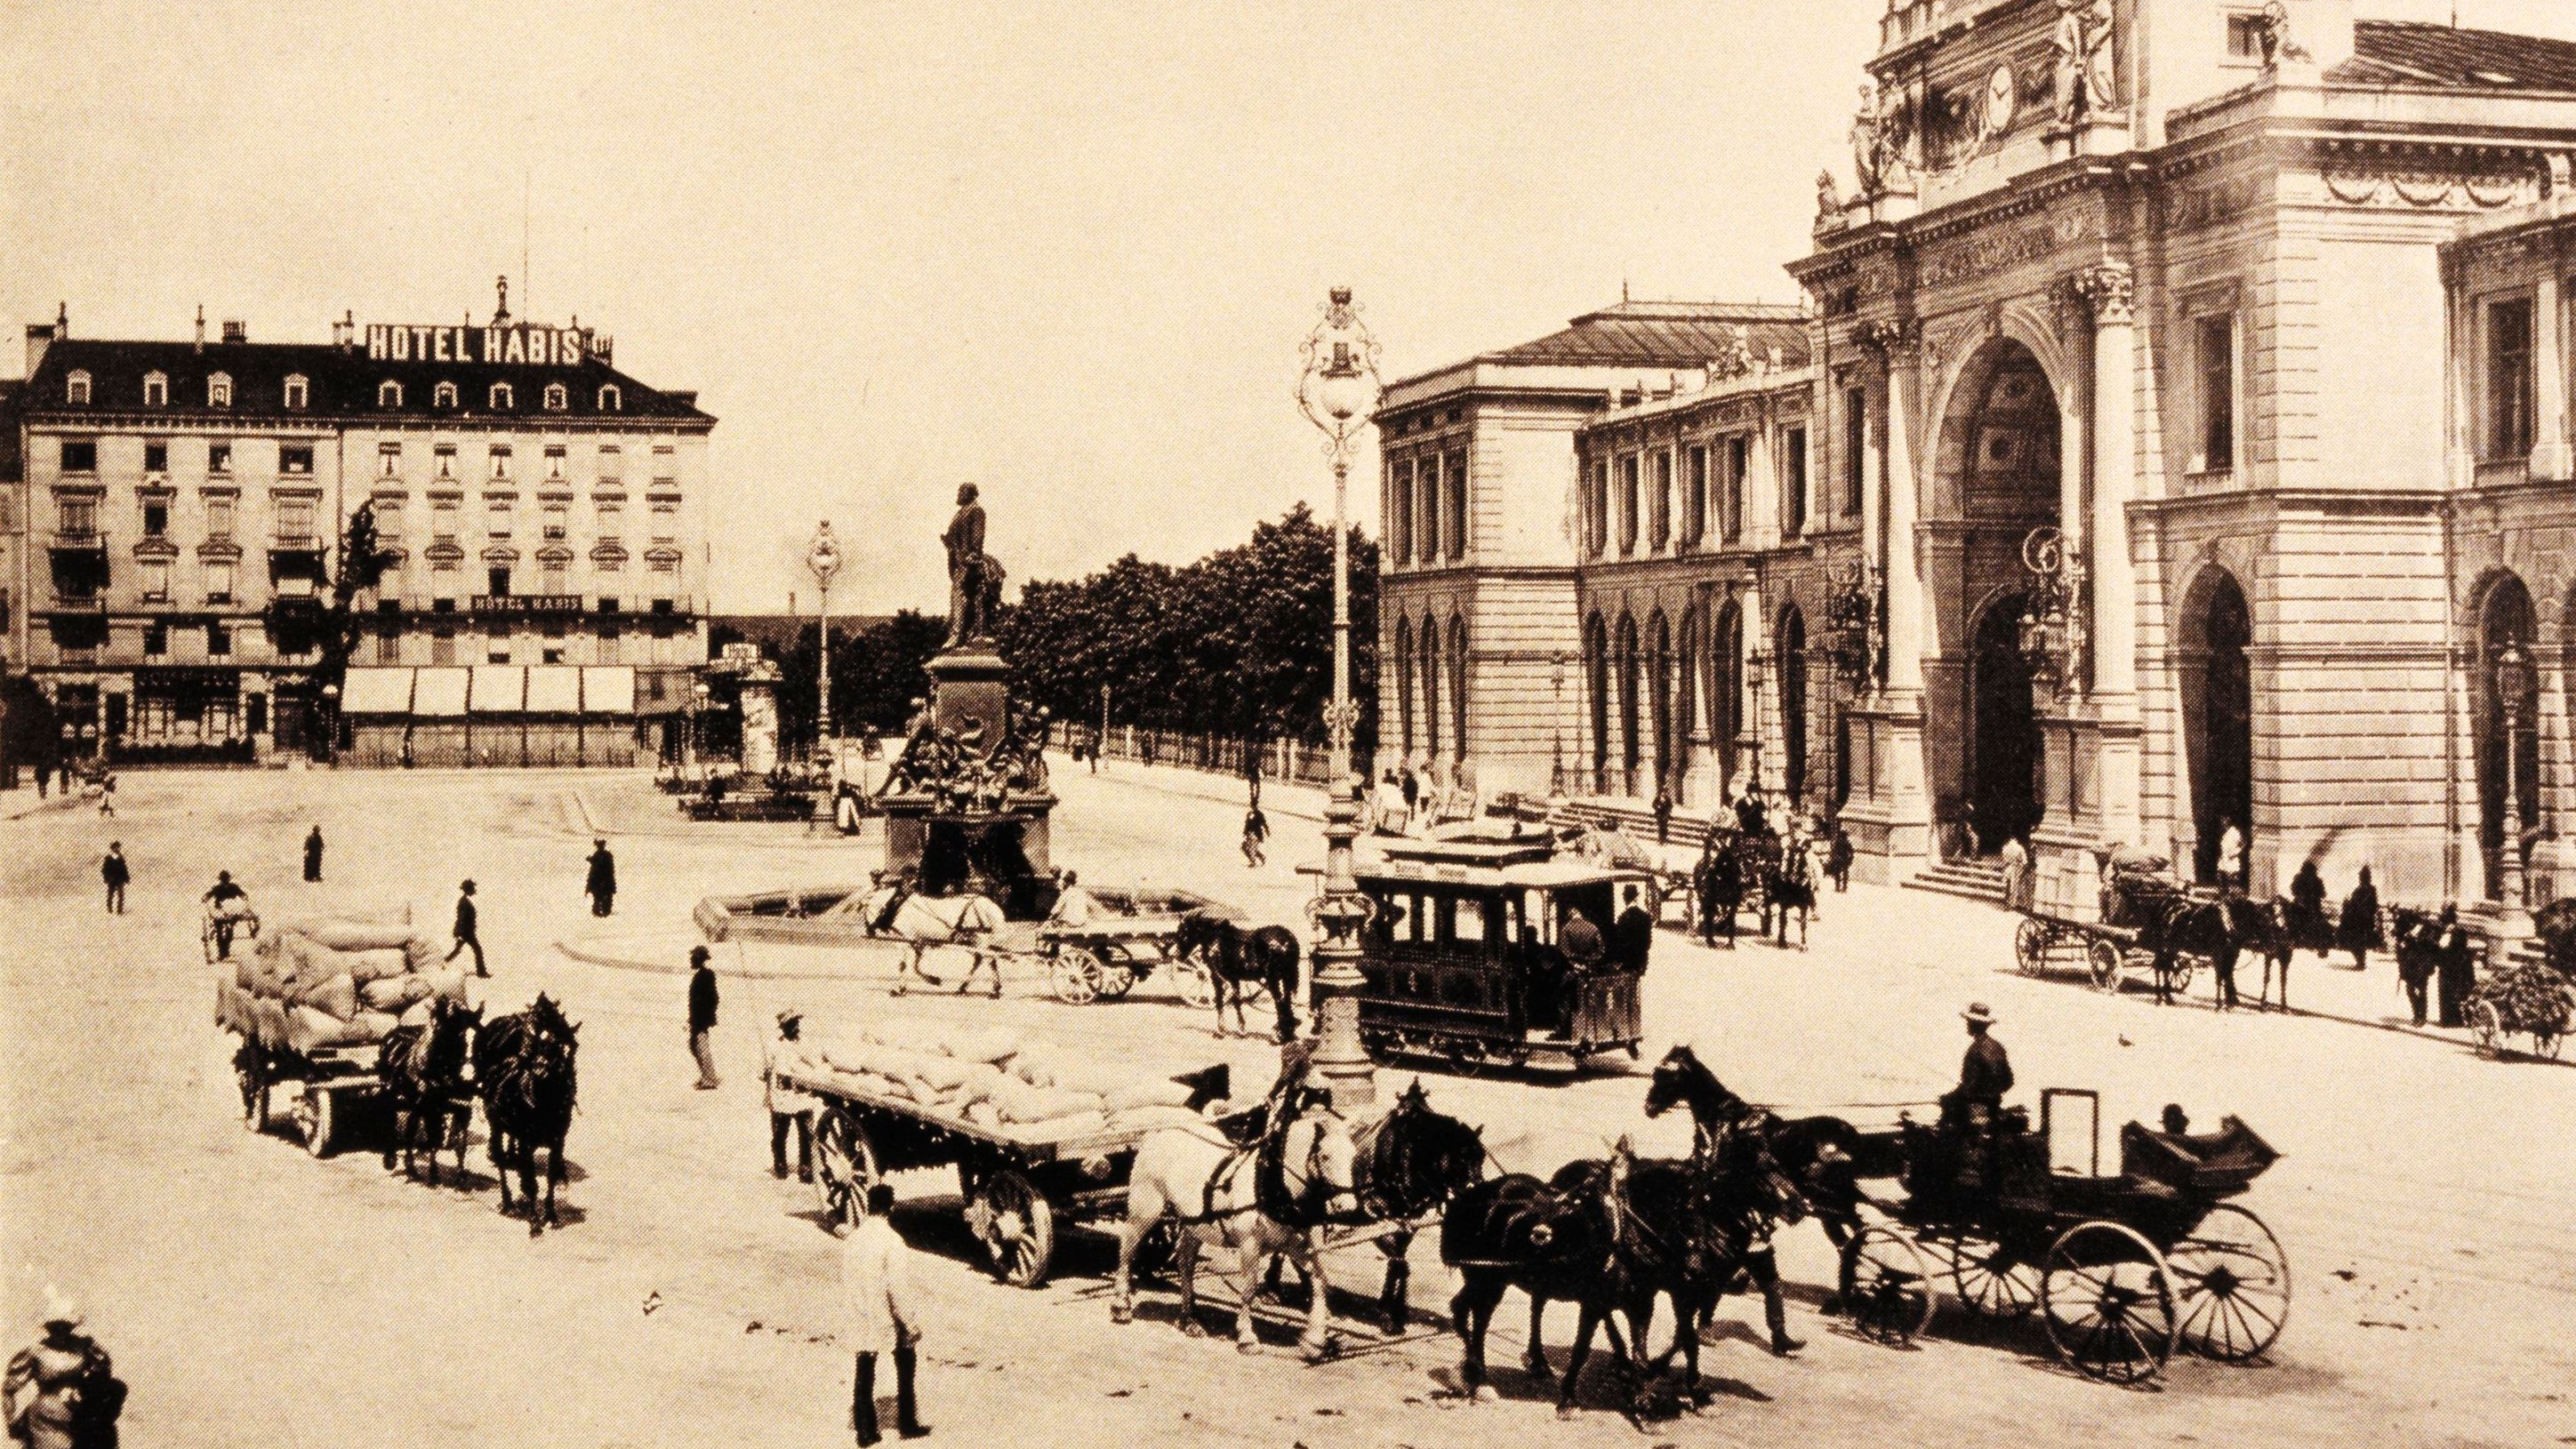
<box><xmin>1111</xmin><ymin>1113</ymin><xmax>1359</xmax><ymax>1359</ymax></box>
<box><xmin>845</xmin><ymin>884</ymin><xmax>1007</xmax><ymax>997</ymax></box>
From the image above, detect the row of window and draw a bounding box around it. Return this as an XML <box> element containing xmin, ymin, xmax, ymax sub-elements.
<box><xmin>58</xmin><ymin>493</ymin><xmax>317</xmax><ymax>542</ymax></box>
<box><xmin>62</xmin><ymin>370</ymin><xmax>623</xmax><ymax>414</ymax></box>
<box><xmin>1386</xmin><ymin>452</ymin><xmax>1468</xmax><ymax>567</ymax></box>
<box><xmin>1580</xmin><ymin>427</ymin><xmax>1810</xmax><ymax>559</ymax></box>
<box><xmin>57</xmin><ymin>436</ymin><xmax>678</xmax><ymax>481</ymax></box>
<box><xmin>60</xmin><ymin>439</ymin><xmax>308</xmax><ymax>476</ymax></box>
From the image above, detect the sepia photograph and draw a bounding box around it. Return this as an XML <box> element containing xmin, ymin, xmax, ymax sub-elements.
<box><xmin>6</xmin><ymin>1</ymin><xmax>2576</xmax><ymax>1445</ymax></box>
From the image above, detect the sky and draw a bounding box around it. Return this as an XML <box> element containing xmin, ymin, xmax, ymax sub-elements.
<box><xmin>9</xmin><ymin>0</ymin><xmax>2576</xmax><ymax>614</ymax></box>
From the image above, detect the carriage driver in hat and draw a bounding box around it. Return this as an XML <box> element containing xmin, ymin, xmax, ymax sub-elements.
<box><xmin>1948</xmin><ymin>1003</ymin><xmax>2015</xmax><ymax>1191</ymax></box>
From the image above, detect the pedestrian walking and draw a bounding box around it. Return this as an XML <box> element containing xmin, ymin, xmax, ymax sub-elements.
<box><xmin>765</xmin><ymin>1008</ymin><xmax>815</xmax><ymax>1181</ymax></box>
<box><xmin>688</xmin><ymin>945</ymin><xmax>722</xmax><ymax>1089</ymax></box>
<box><xmin>4</xmin><ymin>1290</ymin><xmax>123</xmax><ymax>1449</ymax></box>
<box><xmin>2434</xmin><ymin>905</ymin><xmax>2476</xmax><ymax>1029</ymax></box>
<box><xmin>2338</xmin><ymin>866</ymin><xmax>2383</xmax><ymax>971</ymax></box>
<box><xmin>99</xmin><ymin>845</ymin><xmax>128</xmax><ymax>916</ymax></box>
<box><xmin>301</xmin><ymin>826</ymin><xmax>325</xmax><ymax>883</ymax></box>
<box><xmin>1240</xmin><ymin>804</ymin><xmax>1269</xmax><ymax>868</ymax></box>
<box><xmin>585</xmin><ymin>839</ymin><xmax>618</xmax><ymax>917</ymax></box>
<box><xmin>2397</xmin><ymin>909</ymin><xmax>2438</xmax><ymax>1027</ymax></box>
<box><xmin>1998</xmin><ymin>836</ymin><xmax>2032</xmax><ymax>913</ymax></box>
<box><xmin>844</xmin><ymin>1181</ymin><xmax>927</xmax><ymax>1445</ymax></box>
<box><xmin>1826</xmin><ymin>819</ymin><xmax>1854</xmax><ymax>893</ymax></box>
<box><xmin>1651</xmin><ymin>790</ymin><xmax>1673</xmax><ymax>846</ymax></box>
<box><xmin>2287</xmin><ymin>860</ymin><xmax>2330</xmax><ymax>957</ymax></box>
<box><xmin>94</xmin><ymin>770</ymin><xmax>114</xmax><ymax>819</ymax></box>
<box><xmin>445</xmin><ymin>880</ymin><xmax>488</xmax><ymax>977</ymax></box>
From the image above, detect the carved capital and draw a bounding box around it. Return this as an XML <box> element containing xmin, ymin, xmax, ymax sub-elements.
<box><xmin>2074</xmin><ymin>260</ymin><xmax>2136</xmax><ymax>325</ymax></box>
<box><xmin>1856</xmin><ymin>316</ymin><xmax>1923</xmax><ymax>364</ymax></box>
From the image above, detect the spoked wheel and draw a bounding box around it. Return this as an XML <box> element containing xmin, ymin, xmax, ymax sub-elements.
<box><xmin>2167</xmin><ymin>955</ymin><xmax>2201</xmax><ymax>998</ymax></box>
<box><xmin>1048</xmin><ymin>947</ymin><xmax>1106</xmax><ymax>1005</ymax></box>
<box><xmin>1172</xmin><ymin>957</ymin><xmax>1217</xmax><ymax>1012</ymax></box>
<box><xmin>970</xmin><ymin>1168</ymin><xmax>1056</xmax><ymax>1287</ymax></box>
<box><xmin>2089</xmin><ymin>940</ymin><xmax>2125</xmax><ymax>992</ymax></box>
<box><xmin>1098</xmin><ymin>950</ymin><xmax>1141</xmax><ymax>999</ymax></box>
<box><xmin>2015</xmin><ymin>919</ymin><xmax>2050</xmax><ymax>976</ymax></box>
<box><xmin>1941</xmin><ymin>1231</ymin><xmax>2039</xmax><ymax>1320</ymax></box>
<box><xmin>2041</xmin><ymin>1221</ymin><xmax>2179</xmax><ymax>1385</ymax></box>
<box><xmin>2468</xmin><ymin>999</ymin><xmax>2504</xmax><ymax>1057</ymax></box>
<box><xmin>2168</xmin><ymin>1204</ymin><xmax>2290</xmax><ymax>1363</ymax></box>
<box><xmin>293</xmin><ymin>1087</ymin><xmax>337</xmax><ymax>1158</ymax></box>
<box><xmin>1839</xmin><ymin>1226</ymin><xmax>1937</xmax><ymax>1347</ymax></box>
<box><xmin>813</xmin><ymin>1109</ymin><xmax>879</xmax><ymax>1228</ymax></box>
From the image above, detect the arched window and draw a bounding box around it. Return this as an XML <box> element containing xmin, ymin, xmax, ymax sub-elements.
<box><xmin>597</xmin><ymin>384</ymin><xmax>622</xmax><ymax>412</ymax></box>
<box><xmin>1676</xmin><ymin>606</ymin><xmax>1702</xmax><ymax>801</ymax></box>
<box><xmin>1419</xmin><ymin>617</ymin><xmax>1441</xmax><ymax>761</ymax></box>
<box><xmin>378</xmin><ymin>380</ymin><xmax>404</xmax><ymax>408</ymax></box>
<box><xmin>1713</xmin><ymin>598</ymin><xmax>1744</xmax><ymax>793</ymax></box>
<box><xmin>489</xmin><ymin>381</ymin><xmax>515</xmax><ymax>411</ymax></box>
<box><xmin>1778</xmin><ymin>604</ymin><xmax>1809</xmax><ymax>805</ymax></box>
<box><xmin>543</xmin><ymin>381</ymin><xmax>568</xmax><ymax>412</ymax></box>
<box><xmin>66</xmin><ymin>371</ymin><xmax>91</xmax><ymax>405</ymax></box>
<box><xmin>1585</xmin><ymin>614</ymin><xmax>1611</xmax><ymax>789</ymax></box>
<box><xmin>1393</xmin><ymin>617</ymin><xmax>1416</xmax><ymax>752</ymax></box>
<box><xmin>1615</xmin><ymin>613</ymin><xmax>1642</xmax><ymax>794</ymax></box>
<box><xmin>1649</xmin><ymin>612</ymin><xmax>1673</xmax><ymax>797</ymax></box>
<box><xmin>283</xmin><ymin>374</ymin><xmax>309</xmax><ymax>410</ymax></box>
<box><xmin>433</xmin><ymin>380</ymin><xmax>458</xmax><ymax>409</ymax></box>
<box><xmin>1448</xmin><ymin>614</ymin><xmax>1468</xmax><ymax>763</ymax></box>
<box><xmin>207</xmin><ymin>372</ymin><xmax>232</xmax><ymax>408</ymax></box>
<box><xmin>1386</xmin><ymin>459</ymin><xmax>1411</xmax><ymax>565</ymax></box>
<box><xmin>1444</xmin><ymin>452</ymin><xmax>1467</xmax><ymax>561</ymax></box>
<box><xmin>141</xmin><ymin>372</ymin><xmax>167</xmax><ymax>406</ymax></box>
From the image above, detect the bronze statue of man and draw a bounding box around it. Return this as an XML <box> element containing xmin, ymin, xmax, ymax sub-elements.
<box><xmin>944</xmin><ymin>483</ymin><xmax>992</xmax><ymax>645</ymax></box>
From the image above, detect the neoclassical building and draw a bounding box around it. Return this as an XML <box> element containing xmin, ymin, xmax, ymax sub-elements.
<box><xmin>1387</xmin><ymin>0</ymin><xmax>2576</xmax><ymax>916</ymax></box>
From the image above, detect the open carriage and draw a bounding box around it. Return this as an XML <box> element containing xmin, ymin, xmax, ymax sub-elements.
<box><xmin>1352</xmin><ymin>837</ymin><xmax>1653</xmax><ymax>1072</ymax></box>
<box><xmin>2011</xmin><ymin>853</ymin><xmax>2213</xmax><ymax>997</ymax></box>
<box><xmin>1834</xmin><ymin>1088</ymin><xmax>2287</xmax><ymax>1384</ymax></box>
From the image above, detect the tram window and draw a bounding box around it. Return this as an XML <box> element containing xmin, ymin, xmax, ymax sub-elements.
<box><xmin>1384</xmin><ymin>895</ymin><xmax>1418</xmax><ymax>943</ymax></box>
<box><xmin>1453</xmin><ymin>898</ymin><xmax>1488</xmax><ymax>944</ymax></box>
<box><xmin>1525</xmin><ymin>890</ymin><xmax>1553</xmax><ymax>943</ymax></box>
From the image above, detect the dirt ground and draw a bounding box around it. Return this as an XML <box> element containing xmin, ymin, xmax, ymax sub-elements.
<box><xmin>3</xmin><ymin>763</ymin><xmax>2569</xmax><ymax>1447</ymax></box>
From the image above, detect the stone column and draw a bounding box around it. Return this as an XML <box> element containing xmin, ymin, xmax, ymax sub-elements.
<box><xmin>2534</xmin><ymin>271</ymin><xmax>2572</xmax><ymax>481</ymax></box>
<box><xmin>2533</xmin><ymin>641</ymin><xmax>2572</xmax><ymax>906</ymax></box>
<box><xmin>2081</xmin><ymin>260</ymin><xmax>2144</xmax><ymax>846</ymax></box>
<box><xmin>1873</xmin><ymin>322</ymin><xmax>1932</xmax><ymax>868</ymax></box>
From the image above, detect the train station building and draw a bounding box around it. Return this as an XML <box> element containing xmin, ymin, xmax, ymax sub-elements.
<box><xmin>1382</xmin><ymin>0</ymin><xmax>2576</xmax><ymax>915</ymax></box>
<box><xmin>4</xmin><ymin>291</ymin><xmax>714</xmax><ymax>765</ymax></box>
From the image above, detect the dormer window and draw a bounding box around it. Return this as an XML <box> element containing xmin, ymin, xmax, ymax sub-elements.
<box><xmin>597</xmin><ymin>384</ymin><xmax>622</xmax><ymax>412</ymax></box>
<box><xmin>489</xmin><ymin>381</ymin><xmax>514</xmax><ymax>411</ymax></box>
<box><xmin>283</xmin><ymin>374</ymin><xmax>309</xmax><ymax>410</ymax></box>
<box><xmin>543</xmin><ymin>381</ymin><xmax>567</xmax><ymax>412</ymax></box>
<box><xmin>142</xmin><ymin>372</ymin><xmax>167</xmax><ymax>407</ymax></box>
<box><xmin>433</xmin><ymin>380</ymin><xmax>458</xmax><ymax>410</ymax></box>
<box><xmin>66</xmin><ymin>371</ymin><xmax>91</xmax><ymax>405</ymax></box>
<box><xmin>208</xmin><ymin>372</ymin><xmax>233</xmax><ymax>408</ymax></box>
<box><xmin>378</xmin><ymin>380</ymin><xmax>404</xmax><ymax>408</ymax></box>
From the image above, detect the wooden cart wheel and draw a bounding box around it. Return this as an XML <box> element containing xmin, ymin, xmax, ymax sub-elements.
<box><xmin>1943</xmin><ymin>1231</ymin><xmax>2040</xmax><ymax>1320</ymax></box>
<box><xmin>813</xmin><ymin>1109</ymin><xmax>879</xmax><ymax>1228</ymax></box>
<box><xmin>1097</xmin><ymin>947</ymin><xmax>1143</xmax><ymax>999</ymax></box>
<box><xmin>296</xmin><ymin>1087</ymin><xmax>337</xmax><ymax>1158</ymax></box>
<box><xmin>2041</xmin><ymin>1221</ymin><xmax>2179</xmax><ymax>1384</ymax></box>
<box><xmin>1172</xmin><ymin>957</ymin><xmax>1217</xmax><ymax>1011</ymax></box>
<box><xmin>973</xmin><ymin>1169</ymin><xmax>1056</xmax><ymax>1287</ymax></box>
<box><xmin>1839</xmin><ymin>1225</ymin><xmax>1937</xmax><ymax>1347</ymax></box>
<box><xmin>2468</xmin><ymin>998</ymin><xmax>2504</xmax><ymax>1056</ymax></box>
<box><xmin>2014</xmin><ymin>919</ymin><xmax>2050</xmax><ymax>976</ymax></box>
<box><xmin>1048</xmin><ymin>947</ymin><xmax>1106</xmax><ymax>1005</ymax></box>
<box><xmin>2167</xmin><ymin>954</ymin><xmax>2201</xmax><ymax>997</ymax></box>
<box><xmin>2167</xmin><ymin>1204</ymin><xmax>2290</xmax><ymax>1363</ymax></box>
<box><xmin>236</xmin><ymin>1049</ymin><xmax>269</xmax><ymax>1133</ymax></box>
<box><xmin>2088</xmin><ymin>940</ymin><xmax>2125</xmax><ymax>992</ymax></box>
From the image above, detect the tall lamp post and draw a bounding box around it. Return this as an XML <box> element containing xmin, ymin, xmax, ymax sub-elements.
<box><xmin>1297</xmin><ymin>286</ymin><xmax>1384</xmax><ymax>1114</ymax></box>
<box><xmin>1549</xmin><ymin>652</ymin><xmax>1569</xmax><ymax>796</ymax></box>
<box><xmin>807</xmin><ymin>523</ymin><xmax>843</xmax><ymax>765</ymax></box>
<box><xmin>2495</xmin><ymin>641</ymin><xmax>2537</xmax><ymax>935</ymax></box>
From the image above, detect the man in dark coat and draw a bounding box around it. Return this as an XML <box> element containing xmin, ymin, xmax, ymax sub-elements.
<box><xmin>445</xmin><ymin>880</ymin><xmax>487</xmax><ymax>977</ymax></box>
<box><xmin>688</xmin><ymin>945</ymin><xmax>722</xmax><ymax>1090</ymax></box>
<box><xmin>1951</xmin><ymin>1003</ymin><xmax>2013</xmax><ymax>1190</ymax></box>
<box><xmin>2286</xmin><ymin>861</ymin><xmax>2330</xmax><ymax>957</ymax></box>
<box><xmin>1613</xmin><ymin>886</ymin><xmax>1655</xmax><ymax>973</ymax></box>
<box><xmin>585</xmin><ymin>839</ymin><xmax>617</xmax><ymax>917</ymax></box>
<box><xmin>2434</xmin><ymin>905</ymin><xmax>2476</xmax><ymax>1029</ymax></box>
<box><xmin>100</xmin><ymin>845</ymin><xmax>128</xmax><ymax>916</ymax></box>
<box><xmin>2338</xmin><ymin>867</ymin><xmax>2383</xmax><ymax>971</ymax></box>
<box><xmin>1651</xmin><ymin>791</ymin><xmax>1673</xmax><ymax>846</ymax></box>
<box><xmin>302</xmin><ymin>826</ymin><xmax>325</xmax><ymax>883</ymax></box>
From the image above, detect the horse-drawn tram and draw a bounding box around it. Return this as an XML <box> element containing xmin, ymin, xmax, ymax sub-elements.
<box><xmin>1352</xmin><ymin>837</ymin><xmax>1653</xmax><ymax>1071</ymax></box>
<box><xmin>1834</xmin><ymin>1088</ymin><xmax>2288</xmax><ymax>1384</ymax></box>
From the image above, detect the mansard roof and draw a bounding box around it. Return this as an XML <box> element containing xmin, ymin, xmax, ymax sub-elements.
<box><xmin>1481</xmin><ymin>300</ymin><xmax>1811</xmax><ymax>371</ymax></box>
<box><xmin>2332</xmin><ymin>21</ymin><xmax>2576</xmax><ymax>93</ymax></box>
<box><xmin>21</xmin><ymin>337</ymin><xmax>713</xmax><ymax>426</ymax></box>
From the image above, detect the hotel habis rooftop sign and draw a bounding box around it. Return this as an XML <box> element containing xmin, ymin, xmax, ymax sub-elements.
<box><xmin>365</xmin><ymin>322</ymin><xmax>610</xmax><ymax>367</ymax></box>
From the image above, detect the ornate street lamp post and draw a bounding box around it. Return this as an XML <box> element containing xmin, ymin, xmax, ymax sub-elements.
<box><xmin>1549</xmin><ymin>652</ymin><xmax>1569</xmax><ymax>796</ymax></box>
<box><xmin>2496</xmin><ymin>641</ymin><xmax>2538</xmax><ymax>933</ymax></box>
<box><xmin>807</xmin><ymin>523</ymin><xmax>844</xmax><ymax>763</ymax></box>
<box><xmin>1297</xmin><ymin>287</ymin><xmax>1384</xmax><ymax>1114</ymax></box>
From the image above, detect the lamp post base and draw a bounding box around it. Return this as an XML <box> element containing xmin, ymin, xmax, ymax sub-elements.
<box><xmin>1309</xmin><ymin>773</ymin><xmax>1376</xmax><ymax>1116</ymax></box>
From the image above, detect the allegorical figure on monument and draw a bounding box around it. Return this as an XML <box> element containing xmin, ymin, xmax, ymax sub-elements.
<box><xmin>2052</xmin><ymin>0</ymin><xmax>2117</xmax><ymax>123</ymax></box>
<box><xmin>943</xmin><ymin>482</ymin><xmax>1005</xmax><ymax>646</ymax></box>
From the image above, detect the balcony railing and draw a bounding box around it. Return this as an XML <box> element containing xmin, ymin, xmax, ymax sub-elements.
<box><xmin>50</xmin><ymin>530</ymin><xmax>106</xmax><ymax>551</ymax></box>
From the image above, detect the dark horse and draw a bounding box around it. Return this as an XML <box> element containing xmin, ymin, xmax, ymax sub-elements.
<box><xmin>378</xmin><ymin>997</ymin><xmax>482</xmax><ymax>1185</ymax></box>
<box><xmin>1175</xmin><ymin>908</ymin><xmax>1302</xmax><ymax>1041</ymax></box>
<box><xmin>476</xmin><ymin>993</ymin><xmax>580</xmax><ymax>1235</ymax></box>
<box><xmin>1693</xmin><ymin>839</ymin><xmax>1744</xmax><ymax>947</ymax></box>
<box><xmin>1349</xmin><ymin>1078</ymin><xmax>1491</xmax><ymax>1332</ymax></box>
<box><xmin>2147</xmin><ymin>893</ymin><xmax>2285</xmax><ymax>1010</ymax></box>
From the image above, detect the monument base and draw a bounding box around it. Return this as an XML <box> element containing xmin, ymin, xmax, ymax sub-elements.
<box><xmin>927</xmin><ymin>646</ymin><xmax>1010</xmax><ymax>752</ymax></box>
<box><xmin>877</xmin><ymin>642</ymin><xmax>1058</xmax><ymax>920</ymax></box>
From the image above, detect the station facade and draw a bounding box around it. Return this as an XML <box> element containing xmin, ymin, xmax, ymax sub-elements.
<box><xmin>1383</xmin><ymin>0</ymin><xmax>2576</xmax><ymax>913</ymax></box>
<box><xmin>5</xmin><ymin>296</ymin><xmax>714</xmax><ymax>765</ymax></box>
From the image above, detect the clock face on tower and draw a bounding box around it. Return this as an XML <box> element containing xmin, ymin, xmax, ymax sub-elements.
<box><xmin>1983</xmin><ymin>62</ymin><xmax>2018</xmax><ymax>143</ymax></box>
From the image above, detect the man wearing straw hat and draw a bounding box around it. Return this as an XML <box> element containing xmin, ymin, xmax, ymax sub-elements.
<box><xmin>1950</xmin><ymin>1003</ymin><xmax>2014</xmax><ymax>1192</ymax></box>
<box><xmin>765</xmin><ymin>1007</ymin><xmax>815</xmax><ymax>1182</ymax></box>
<box><xmin>5</xmin><ymin>1290</ymin><xmax>122</xmax><ymax>1449</ymax></box>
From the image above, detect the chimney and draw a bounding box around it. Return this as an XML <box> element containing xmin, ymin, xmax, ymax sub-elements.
<box><xmin>332</xmin><ymin>309</ymin><xmax>355</xmax><ymax>349</ymax></box>
<box><xmin>24</xmin><ymin>324</ymin><xmax>52</xmax><ymax>377</ymax></box>
<box><xmin>195</xmin><ymin>305</ymin><xmax>206</xmax><ymax>353</ymax></box>
<box><xmin>221</xmin><ymin>318</ymin><xmax>247</xmax><ymax>345</ymax></box>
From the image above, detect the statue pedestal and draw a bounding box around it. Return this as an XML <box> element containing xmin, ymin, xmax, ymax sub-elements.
<box><xmin>879</xmin><ymin>643</ymin><xmax>1060</xmax><ymax>920</ymax></box>
<box><xmin>927</xmin><ymin>646</ymin><xmax>1010</xmax><ymax>751</ymax></box>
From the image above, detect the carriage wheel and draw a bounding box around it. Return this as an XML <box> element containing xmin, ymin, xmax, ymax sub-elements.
<box><xmin>1048</xmin><ymin>947</ymin><xmax>1106</xmax><ymax>1006</ymax></box>
<box><xmin>236</xmin><ymin>1051</ymin><xmax>269</xmax><ymax>1133</ymax></box>
<box><xmin>814</xmin><ymin>1109</ymin><xmax>879</xmax><ymax>1229</ymax></box>
<box><xmin>2088</xmin><ymin>940</ymin><xmax>2124</xmax><ymax>993</ymax></box>
<box><xmin>2041</xmin><ymin>1221</ymin><xmax>2179</xmax><ymax>1384</ymax></box>
<box><xmin>294</xmin><ymin>1087</ymin><xmax>337</xmax><ymax>1158</ymax></box>
<box><xmin>2015</xmin><ymin>919</ymin><xmax>2050</xmax><ymax>976</ymax></box>
<box><xmin>2167</xmin><ymin>1204</ymin><xmax>2290</xmax><ymax>1364</ymax></box>
<box><xmin>1098</xmin><ymin>949</ymin><xmax>1142</xmax><ymax>999</ymax></box>
<box><xmin>2467</xmin><ymin>999</ymin><xmax>2504</xmax><ymax>1057</ymax></box>
<box><xmin>2168</xmin><ymin>954</ymin><xmax>2201</xmax><ymax>997</ymax></box>
<box><xmin>973</xmin><ymin>1169</ymin><xmax>1056</xmax><ymax>1288</ymax></box>
<box><xmin>1839</xmin><ymin>1226</ymin><xmax>1937</xmax><ymax>1347</ymax></box>
<box><xmin>1943</xmin><ymin>1231</ymin><xmax>2040</xmax><ymax>1320</ymax></box>
<box><xmin>1171</xmin><ymin>957</ymin><xmax>1217</xmax><ymax>1011</ymax></box>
